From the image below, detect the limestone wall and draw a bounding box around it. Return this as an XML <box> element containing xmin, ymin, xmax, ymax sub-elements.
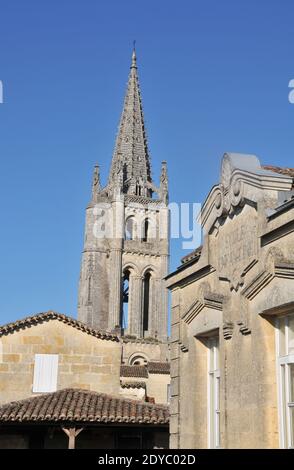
<box><xmin>147</xmin><ymin>373</ymin><xmax>170</xmax><ymax>405</ymax></box>
<box><xmin>166</xmin><ymin>153</ymin><xmax>294</xmax><ymax>449</ymax></box>
<box><xmin>0</xmin><ymin>319</ymin><xmax>121</xmax><ymax>404</ymax></box>
<box><xmin>122</xmin><ymin>340</ymin><xmax>169</xmax><ymax>364</ymax></box>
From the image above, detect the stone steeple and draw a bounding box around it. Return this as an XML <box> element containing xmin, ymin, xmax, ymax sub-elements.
<box><xmin>78</xmin><ymin>49</ymin><xmax>169</xmax><ymax>344</ymax></box>
<box><xmin>108</xmin><ymin>48</ymin><xmax>152</xmax><ymax>197</ymax></box>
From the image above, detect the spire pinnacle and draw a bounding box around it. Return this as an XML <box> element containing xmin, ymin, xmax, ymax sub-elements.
<box><xmin>91</xmin><ymin>164</ymin><xmax>101</xmax><ymax>201</ymax></box>
<box><xmin>131</xmin><ymin>41</ymin><xmax>137</xmax><ymax>68</ymax></box>
<box><xmin>160</xmin><ymin>161</ymin><xmax>169</xmax><ymax>204</ymax></box>
<box><xmin>108</xmin><ymin>48</ymin><xmax>152</xmax><ymax>197</ymax></box>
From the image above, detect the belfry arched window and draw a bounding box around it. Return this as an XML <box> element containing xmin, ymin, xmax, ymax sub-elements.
<box><xmin>135</xmin><ymin>183</ymin><xmax>142</xmax><ymax>196</ymax></box>
<box><xmin>142</xmin><ymin>219</ymin><xmax>149</xmax><ymax>242</ymax></box>
<box><xmin>143</xmin><ymin>271</ymin><xmax>151</xmax><ymax>335</ymax></box>
<box><xmin>125</xmin><ymin>217</ymin><xmax>136</xmax><ymax>240</ymax></box>
<box><xmin>121</xmin><ymin>270</ymin><xmax>130</xmax><ymax>330</ymax></box>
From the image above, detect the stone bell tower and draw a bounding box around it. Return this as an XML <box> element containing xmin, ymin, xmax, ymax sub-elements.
<box><xmin>78</xmin><ymin>49</ymin><xmax>169</xmax><ymax>342</ymax></box>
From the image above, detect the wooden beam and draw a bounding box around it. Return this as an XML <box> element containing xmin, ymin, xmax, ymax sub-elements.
<box><xmin>62</xmin><ymin>426</ymin><xmax>84</xmax><ymax>449</ymax></box>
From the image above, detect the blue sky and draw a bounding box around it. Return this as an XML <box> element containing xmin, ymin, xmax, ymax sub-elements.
<box><xmin>0</xmin><ymin>0</ymin><xmax>293</xmax><ymax>324</ymax></box>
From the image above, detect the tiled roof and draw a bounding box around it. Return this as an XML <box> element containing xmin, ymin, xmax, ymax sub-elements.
<box><xmin>120</xmin><ymin>381</ymin><xmax>146</xmax><ymax>389</ymax></box>
<box><xmin>148</xmin><ymin>362</ymin><xmax>170</xmax><ymax>374</ymax></box>
<box><xmin>0</xmin><ymin>311</ymin><xmax>119</xmax><ymax>342</ymax></box>
<box><xmin>262</xmin><ymin>165</ymin><xmax>294</xmax><ymax>179</ymax></box>
<box><xmin>120</xmin><ymin>365</ymin><xmax>148</xmax><ymax>378</ymax></box>
<box><xmin>0</xmin><ymin>389</ymin><xmax>169</xmax><ymax>425</ymax></box>
<box><xmin>120</xmin><ymin>363</ymin><xmax>170</xmax><ymax>378</ymax></box>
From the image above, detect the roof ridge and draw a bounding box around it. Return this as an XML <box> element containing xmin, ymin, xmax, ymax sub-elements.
<box><xmin>0</xmin><ymin>310</ymin><xmax>119</xmax><ymax>342</ymax></box>
<box><xmin>147</xmin><ymin>361</ymin><xmax>170</xmax><ymax>374</ymax></box>
<box><xmin>120</xmin><ymin>381</ymin><xmax>147</xmax><ymax>389</ymax></box>
<box><xmin>120</xmin><ymin>364</ymin><xmax>148</xmax><ymax>378</ymax></box>
<box><xmin>262</xmin><ymin>164</ymin><xmax>294</xmax><ymax>179</ymax></box>
<box><xmin>0</xmin><ymin>387</ymin><xmax>169</xmax><ymax>409</ymax></box>
<box><xmin>0</xmin><ymin>388</ymin><xmax>169</xmax><ymax>425</ymax></box>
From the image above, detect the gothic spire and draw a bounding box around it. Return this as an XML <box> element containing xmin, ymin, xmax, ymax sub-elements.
<box><xmin>108</xmin><ymin>48</ymin><xmax>152</xmax><ymax>197</ymax></box>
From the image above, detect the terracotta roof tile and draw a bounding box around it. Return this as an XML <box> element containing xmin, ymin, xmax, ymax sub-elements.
<box><xmin>120</xmin><ymin>365</ymin><xmax>148</xmax><ymax>378</ymax></box>
<box><xmin>0</xmin><ymin>311</ymin><xmax>118</xmax><ymax>342</ymax></box>
<box><xmin>120</xmin><ymin>381</ymin><xmax>146</xmax><ymax>389</ymax></box>
<box><xmin>0</xmin><ymin>389</ymin><xmax>169</xmax><ymax>425</ymax></box>
<box><xmin>262</xmin><ymin>165</ymin><xmax>294</xmax><ymax>179</ymax></box>
<box><xmin>147</xmin><ymin>362</ymin><xmax>170</xmax><ymax>374</ymax></box>
<box><xmin>120</xmin><ymin>363</ymin><xmax>170</xmax><ymax>377</ymax></box>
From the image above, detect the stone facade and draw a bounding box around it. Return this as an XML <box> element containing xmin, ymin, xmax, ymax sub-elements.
<box><xmin>166</xmin><ymin>153</ymin><xmax>294</xmax><ymax>449</ymax></box>
<box><xmin>0</xmin><ymin>314</ymin><xmax>121</xmax><ymax>404</ymax></box>
<box><xmin>78</xmin><ymin>49</ymin><xmax>169</xmax><ymax>344</ymax></box>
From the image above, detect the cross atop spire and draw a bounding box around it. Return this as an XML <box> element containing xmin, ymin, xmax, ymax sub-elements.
<box><xmin>131</xmin><ymin>40</ymin><xmax>137</xmax><ymax>68</ymax></box>
<box><xmin>108</xmin><ymin>48</ymin><xmax>152</xmax><ymax>197</ymax></box>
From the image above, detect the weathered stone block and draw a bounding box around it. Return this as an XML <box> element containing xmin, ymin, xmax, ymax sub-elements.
<box><xmin>169</xmin><ymin>432</ymin><xmax>179</xmax><ymax>449</ymax></box>
<box><xmin>61</xmin><ymin>355</ymin><xmax>84</xmax><ymax>364</ymax></box>
<box><xmin>3</xmin><ymin>354</ymin><xmax>21</xmax><ymax>363</ymax></box>
<box><xmin>171</xmin><ymin>323</ymin><xmax>180</xmax><ymax>342</ymax></box>
<box><xmin>22</xmin><ymin>336</ymin><xmax>44</xmax><ymax>345</ymax></box>
<box><xmin>71</xmin><ymin>364</ymin><xmax>90</xmax><ymax>373</ymax></box>
<box><xmin>170</xmin><ymin>377</ymin><xmax>179</xmax><ymax>396</ymax></box>
<box><xmin>31</xmin><ymin>345</ymin><xmax>56</xmax><ymax>354</ymax></box>
<box><xmin>170</xmin><ymin>359</ymin><xmax>179</xmax><ymax>378</ymax></box>
<box><xmin>169</xmin><ymin>413</ymin><xmax>179</xmax><ymax>429</ymax></box>
<box><xmin>170</xmin><ymin>342</ymin><xmax>179</xmax><ymax>360</ymax></box>
<box><xmin>170</xmin><ymin>397</ymin><xmax>179</xmax><ymax>415</ymax></box>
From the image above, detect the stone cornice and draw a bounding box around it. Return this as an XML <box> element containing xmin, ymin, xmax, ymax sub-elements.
<box><xmin>241</xmin><ymin>270</ymin><xmax>273</xmax><ymax>300</ymax></box>
<box><xmin>123</xmin><ymin>248</ymin><xmax>161</xmax><ymax>258</ymax></box>
<box><xmin>124</xmin><ymin>195</ymin><xmax>165</xmax><ymax>207</ymax></box>
<box><xmin>260</xmin><ymin>301</ymin><xmax>294</xmax><ymax>317</ymax></box>
<box><xmin>241</xmin><ymin>262</ymin><xmax>294</xmax><ymax>300</ymax></box>
<box><xmin>261</xmin><ymin>219</ymin><xmax>294</xmax><ymax>246</ymax></box>
<box><xmin>166</xmin><ymin>264</ymin><xmax>214</xmax><ymax>290</ymax></box>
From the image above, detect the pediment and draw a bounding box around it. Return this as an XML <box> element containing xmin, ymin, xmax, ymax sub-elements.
<box><xmin>179</xmin><ymin>298</ymin><xmax>223</xmax><ymax>352</ymax></box>
<box><xmin>182</xmin><ymin>287</ymin><xmax>223</xmax><ymax>326</ymax></box>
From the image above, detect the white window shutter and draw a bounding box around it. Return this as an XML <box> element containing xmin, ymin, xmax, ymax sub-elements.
<box><xmin>33</xmin><ymin>354</ymin><xmax>59</xmax><ymax>393</ymax></box>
